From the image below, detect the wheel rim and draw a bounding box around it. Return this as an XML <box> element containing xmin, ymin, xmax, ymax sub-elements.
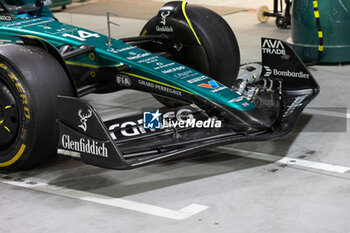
<box><xmin>0</xmin><ymin>79</ymin><xmax>20</xmax><ymax>149</ymax></box>
<box><xmin>257</xmin><ymin>6</ymin><xmax>270</xmax><ymax>23</ymax></box>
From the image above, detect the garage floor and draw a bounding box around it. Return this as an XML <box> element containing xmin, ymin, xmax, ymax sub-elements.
<box><xmin>2</xmin><ymin>1</ymin><xmax>350</xmax><ymax>233</ymax></box>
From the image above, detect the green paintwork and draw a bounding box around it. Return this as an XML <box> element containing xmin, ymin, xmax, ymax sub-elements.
<box><xmin>291</xmin><ymin>0</ymin><xmax>350</xmax><ymax>62</ymax></box>
<box><xmin>0</xmin><ymin>14</ymin><xmax>255</xmax><ymax>111</ymax></box>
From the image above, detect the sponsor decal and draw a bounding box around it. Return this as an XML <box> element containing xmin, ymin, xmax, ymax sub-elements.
<box><xmin>229</xmin><ymin>96</ymin><xmax>245</xmax><ymax>103</ymax></box>
<box><xmin>116</xmin><ymin>74</ymin><xmax>131</xmax><ymax>87</ymax></box>
<box><xmin>3</xmin><ymin>18</ymin><xmax>54</xmax><ymax>28</ymax></box>
<box><xmin>137</xmin><ymin>56</ymin><xmax>158</xmax><ymax>64</ymax></box>
<box><xmin>38</xmin><ymin>25</ymin><xmax>52</xmax><ymax>30</ymax></box>
<box><xmin>210</xmin><ymin>86</ymin><xmax>227</xmax><ymax>93</ymax></box>
<box><xmin>109</xmin><ymin>119</ymin><xmax>148</xmax><ymax>138</ymax></box>
<box><xmin>156</xmin><ymin>11</ymin><xmax>174</xmax><ymax>32</ymax></box>
<box><xmin>262</xmin><ymin>39</ymin><xmax>286</xmax><ymax>55</ymax></box>
<box><xmin>0</xmin><ymin>15</ymin><xmax>13</xmax><ymax>22</ymax></box>
<box><xmin>187</xmin><ymin>76</ymin><xmax>208</xmax><ymax>84</ymax></box>
<box><xmin>138</xmin><ymin>79</ymin><xmax>182</xmax><ymax>96</ymax></box>
<box><xmin>174</xmin><ymin>70</ymin><xmax>195</xmax><ymax>79</ymax></box>
<box><xmin>143</xmin><ymin>110</ymin><xmax>162</xmax><ymax>129</ymax></box>
<box><xmin>127</xmin><ymin>52</ymin><xmax>151</xmax><ymax>60</ymax></box>
<box><xmin>161</xmin><ymin>66</ymin><xmax>185</xmax><ymax>74</ymax></box>
<box><xmin>273</xmin><ymin>69</ymin><xmax>310</xmax><ymax>79</ymax></box>
<box><xmin>198</xmin><ymin>80</ymin><xmax>219</xmax><ymax>89</ymax></box>
<box><xmin>264</xmin><ymin>66</ymin><xmax>310</xmax><ymax>79</ymax></box>
<box><xmin>154</xmin><ymin>62</ymin><xmax>175</xmax><ymax>70</ymax></box>
<box><xmin>61</xmin><ymin>135</ymin><xmax>108</xmax><ymax>157</ymax></box>
<box><xmin>264</xmin><ymin>66</ymin><xmax>272</xmax><ymax>77</ymax></box>
<box><xmin>156</xmin><ymin>26</ymin><xmax>174</xmax><ymax>32</ymax></box>
<box><xmin>283</xmin><ymin>95</ymin><xmax>308</xmax><ymax>117</ymax></box>
<box><xmin>78</xmin><ymin>109</ymin><xmax>92</xmax><ymax>132</ymax></box>
<box><xmin>107</xmin><ymin>46</ymin><xmax>134</xmax><ymax>54</ymax></box>
<box><xmin>160</xmin><ymin>11</ymin><xmax>170</xmax><ymax>25</ymax></box>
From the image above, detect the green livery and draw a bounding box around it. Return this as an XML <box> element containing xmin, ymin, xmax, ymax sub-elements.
<box><xmin>0</xmin><ymin>15</ymin><xmax>255</xmax><ymax>111</ymax></box>
<box><xmin>0</xmin><ymin>1</ymin><xmax>319</xmax><ymax>170</ymax></box>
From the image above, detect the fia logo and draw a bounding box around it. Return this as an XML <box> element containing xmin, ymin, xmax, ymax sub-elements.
<box><xmin>262</xmin><ymin>39</ymin><xmax>286</xmax><ymax>55</ymax></box>
<box><xmin>160</xmin><ymin>11</ymin><xmax>171</xmax><ymax>25</ymax></box>
<box><xmin>143</xmin><ymin>110</ymin><xmax>162</xmax><ymax>129</ymax></box>
<box><xmin>116</xmin><ymin>74</ymin><xmax>131</xmax><ymax>87</ymax></box>
<box><xmin>78</xmin><ymin>109</ymin><xmax>93</xmax><ymax>132</ymax></box>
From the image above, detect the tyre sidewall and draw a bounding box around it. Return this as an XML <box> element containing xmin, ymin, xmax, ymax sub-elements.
<box><xmin>0</xmin><ymin>45</ymin><xmax>73</xmax><ymax>170</ymax></box>
<box><xmin>0</xmin><ymin>63</ymin><xmax>35</xmax><ymax>167</ymax></box>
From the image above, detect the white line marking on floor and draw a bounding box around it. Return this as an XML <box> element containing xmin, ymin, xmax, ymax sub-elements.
<box><xmin>215</xmin><ymin>147</ymin><xmax>350</xmax><ymax>173</ymax></box>
<box><xmin>303</xmin><ymin>108</ymin><xmax>349</xmax><ymax>119</ymax></box>
<box><xmin>0</xmin><ymin>176</ymin><xmax>208</xmax><ymax>220</ymax></box>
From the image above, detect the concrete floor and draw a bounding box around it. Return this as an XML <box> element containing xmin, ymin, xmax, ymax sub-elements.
<box><xmin>1</xmin><ymin>2</ymin><xmax>350</xmax><ymax>233</ymax></box>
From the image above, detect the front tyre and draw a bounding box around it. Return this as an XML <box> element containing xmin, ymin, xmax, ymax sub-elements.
<box><xmin>0</xmin><ymin>45</ymin><xmax>73</xmax><ymax>170</ymax></box>
<box><xmin>141</xmin><ymin>4</ymin><xmax>240</xmax><ymax>107</ymax></box>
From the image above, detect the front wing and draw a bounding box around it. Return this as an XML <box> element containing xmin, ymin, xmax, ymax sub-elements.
<box><xmin>57</xmin><ymin>95</ymin><xmax>304</xmax><ymax>170</ymax></box>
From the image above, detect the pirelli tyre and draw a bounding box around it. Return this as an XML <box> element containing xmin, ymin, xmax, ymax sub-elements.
<box><xmin>141</xmin><ymin>4</ymin><xmax>240</xmax><ymax>107</ymax></box>
<box><xmin>0</xmin><ymin>45</ymin><xmax>73</xmax><ymax>170</ymax></box>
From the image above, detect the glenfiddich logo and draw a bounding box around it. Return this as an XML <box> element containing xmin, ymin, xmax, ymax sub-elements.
<box><xmin>61</xmin><ymin>135</ymin><xmax>108</xmax><ymax>157</ymax></box>
<box><xmin>78</xmin><ymin>109</ymin><xmax>92</xmax><ymax>132</ymax></box>
<box><xmin>157</xmin><ymin>11</ymin><xmax>173</xmax><ymax>32</ymax></box>
<box><xmin>160</xmin><ymin>11</ymin><xmax>170</xmax><ymax>25</ymax></box>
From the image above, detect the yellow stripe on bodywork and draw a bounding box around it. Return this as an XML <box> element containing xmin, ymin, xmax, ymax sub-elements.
<box><xmin>65</xmin><ymin>61</ymin><xmax>100</xmax><ymax>69</ymax></box>
<box><xmin>141</xmin><ymin>29</ymin><xmax>148</xmax><ymax>36</ymax></box>
<box><xmin>4</xmin><ymin>126</ymin><xmax>10</xmax><ymax>133</ymax></box>
<box><xmin>23</xmin><ymin>35</ymin><xmax>43</xmax><ymax>40</ymax></box>
<box><xmin>121</xmin><ymin>71</ymin><xmax>193</xmax><ymax>95</ymax></box>
<box><xmin>0</xmin><ymin>144</ymin><xmax>26</xmax><ymax>167</ymax></box>
<box><xmin>182</xmin><ymin>1</ymin><xmax>201</xmax><ymax>45</ymax></box>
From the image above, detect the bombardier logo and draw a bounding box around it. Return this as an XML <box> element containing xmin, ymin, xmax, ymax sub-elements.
<box><xmin>262</xmin><ymin>39</ymin><xmax>286</xmax><ymax>55</ymax></box>
<box><xmin>264</xmin><ymin>66</ymin><xmax>310</xmax><ymax>79</ymax></box>
<box><xmin>264</xmin><ymin>66</ymin><xmax>272</xmax><ymax>77</ymax></box>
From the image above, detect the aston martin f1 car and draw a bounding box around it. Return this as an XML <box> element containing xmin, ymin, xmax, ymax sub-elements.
<box><xmin>0</xmin><ymin>1</ymin><xmax>319</xmax><ymax>170</ymax></box>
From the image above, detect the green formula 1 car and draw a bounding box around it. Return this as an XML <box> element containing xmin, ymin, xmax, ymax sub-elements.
<box><xmin>0</xmin><ymin>0</ymin><xmax>319</xmax><ymax>170</ymax></box>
